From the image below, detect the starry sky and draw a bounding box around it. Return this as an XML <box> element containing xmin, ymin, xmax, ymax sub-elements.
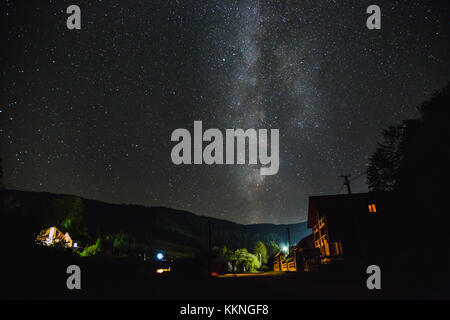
<box><xmin>1</xmin><ymin>0</ymin><xmax>449</xmax><ymax>224</ymax></box>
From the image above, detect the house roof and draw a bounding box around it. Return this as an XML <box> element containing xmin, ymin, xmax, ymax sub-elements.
<box><xmin>307</xmin><ymin>192</ymin><xmax>395</xmax><ymax>228</ymax></box>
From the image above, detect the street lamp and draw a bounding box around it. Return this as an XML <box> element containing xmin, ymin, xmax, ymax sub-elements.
<box><xmin>156</xmin><ymin>252</ymin><xmax>164</xmax><ymax>260</ymax></box>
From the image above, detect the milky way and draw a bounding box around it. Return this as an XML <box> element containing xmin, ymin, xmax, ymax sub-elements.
<box><xmin>1</xmin><ymin>1</ymin><xmax>449</xmax><ymax>224</ymax></box>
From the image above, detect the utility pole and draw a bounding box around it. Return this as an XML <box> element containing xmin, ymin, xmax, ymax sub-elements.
<box><xmin>341</xmin><ymin>174</ymin><xmax>352</xmax><ymax>194</ymax></box>
<box><xmin>208</xmin><ymin>219</ymin><xmax>212</xmax><ymax>276</ymax></box>
<box><xmin>287</xmin><ymin>227</ymin><xmax>291</xmax><ymax>249</ymax></box>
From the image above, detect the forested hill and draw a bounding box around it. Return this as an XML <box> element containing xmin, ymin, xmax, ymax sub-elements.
<box><xmin>1</xmin><ymin>190</ymin><xmax>310</xmax><ymax>258</ymax></box>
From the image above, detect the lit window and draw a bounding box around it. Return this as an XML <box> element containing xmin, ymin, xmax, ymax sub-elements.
<box><xmin>368</xmin><ymin>204</ymin><xmax>376</xmax><ymax>213</ymax></box>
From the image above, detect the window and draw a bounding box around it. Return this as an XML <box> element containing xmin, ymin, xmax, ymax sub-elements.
<box><xmin>332</xmin><ymin>241</ymin><xmax>344</xmax><ymax>255</ymax></box>
<box><xmin>368</xmin><ymin>204</ymin><xmax>376</xmax><ymax>213</ymax></box>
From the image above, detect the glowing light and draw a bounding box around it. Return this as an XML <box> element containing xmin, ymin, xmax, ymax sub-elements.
<box><xmin>156</xmin><ymin>268</ymin><xmax>170</xmax><ymax>274</ymax></box>
<box><xmin>47</xmin><ymin>227</ymin><xmax>55</xmax><ymax>244</ymax></box>
<box><xmin>36</xmin><ymin>226</ymin><xmax>74</xmax><ymax>248</ymax></box>
<box><xmin>282</xmin><ymin>246</ymin><xmax>289</xmax><ymax>253</ymax></box>
<box><xmin>156</xmin><ymin>252</ymin><xmax>164</xmax><ymax>260</ymax></box>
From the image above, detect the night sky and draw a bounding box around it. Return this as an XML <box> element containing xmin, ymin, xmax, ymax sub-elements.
<box><xmin>1</xmin><ymin>1</ymin><xmax>448</xmax><ymax>224</ymax></box>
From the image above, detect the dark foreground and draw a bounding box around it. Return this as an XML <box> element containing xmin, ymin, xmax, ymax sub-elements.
<box><xmin>1</xmin><ymin>249</ymin><xmax>448</xmax><ymax>300</ymax></box>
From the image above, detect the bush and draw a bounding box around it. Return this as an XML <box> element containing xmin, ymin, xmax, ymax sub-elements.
<box><xmin>79</xmin><ymin>238</ymin><xmax>101</xmax><ymax>257</ymax></box>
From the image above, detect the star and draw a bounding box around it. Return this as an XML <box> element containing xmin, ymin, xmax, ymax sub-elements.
<box><xmin>0</xmin><ymin>0</ymin><xmax>448</xmax><ymax>224</ymax></box>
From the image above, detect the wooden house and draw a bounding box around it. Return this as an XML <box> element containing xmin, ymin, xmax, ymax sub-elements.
<box><xmin>306</xmin><ymin>192</ymin><xmax>398</xmax><ymax>268</ymax></box>
<box><xmin>273</xmin><ymin>248</ymin><xmax>297</xmax><ymax>272</ymax></box>
<box><xmin>36</xmin><ymin>226</ymin><xmax>73</xmax><ymax>248</ymax></box>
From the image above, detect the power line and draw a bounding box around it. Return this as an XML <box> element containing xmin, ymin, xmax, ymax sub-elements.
<box><xmin>349</xmin><ymin>172</ymin><xmax>366</xmax><ymax>182</ymax></box>
<box><xmin>336</xmin><ymin>172</ymin><xmax>366</xmax><ymax>195</ymax></box>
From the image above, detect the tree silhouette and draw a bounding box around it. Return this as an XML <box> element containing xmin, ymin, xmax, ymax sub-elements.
<box><xmin>367</xmin><ymin>83</ymin><xmax>450</xmax><ymax>194</ymax></box>
<box><xmin>366</xmin><ymin>125</ymin><xmax>404</xmax><ymax>191</ymax></box>
<box><xmin>0</xmin><ymin>158</ymin><xmax>4</xmax><ymax>190</ymax></box>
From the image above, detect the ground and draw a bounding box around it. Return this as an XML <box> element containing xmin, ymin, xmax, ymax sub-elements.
<box><xmin>2</xmin><ymin>252</ymin><xmax>448</xmax><ymax>299</ymax></box>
